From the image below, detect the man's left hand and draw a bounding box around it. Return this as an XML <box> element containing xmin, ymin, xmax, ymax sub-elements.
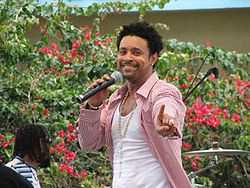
<box><xmin>156</xmin><ymin>105</ymin><xmax>180</xmax><ymax>138</ymax></box>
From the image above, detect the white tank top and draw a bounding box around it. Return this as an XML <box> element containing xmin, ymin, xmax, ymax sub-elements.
<box><xmin>111</xmin><ymin>103</ymin><xmax>170</xmax><ymax>188</ymax></box>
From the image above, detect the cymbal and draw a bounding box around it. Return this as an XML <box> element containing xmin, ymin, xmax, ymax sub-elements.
<box><xmin>184</xmin><ymin>148</ymin><xmax>250</xmax><ymax>156</ymax></box>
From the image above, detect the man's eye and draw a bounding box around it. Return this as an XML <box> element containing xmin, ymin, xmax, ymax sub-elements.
<box><xmin>119</xmin><ymin>50</ymin><xmax>127</xmax><ymax>55</ymax></box>
<box><xmin>132</xmin><ymin>49</ymin><xmax>142</xmax><ymax>56</ymax></box>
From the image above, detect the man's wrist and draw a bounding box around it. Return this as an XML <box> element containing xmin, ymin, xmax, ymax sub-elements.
<box><xmin>85</xmin><ymin>102</ymin><xmax>101</xmax><ymax>110</ymax></box>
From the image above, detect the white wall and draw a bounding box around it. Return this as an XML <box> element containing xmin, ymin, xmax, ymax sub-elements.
<box><xmin>28</xmin><ymin>8</ymin><xmax>250</xmax><ymax>53</ymax></box>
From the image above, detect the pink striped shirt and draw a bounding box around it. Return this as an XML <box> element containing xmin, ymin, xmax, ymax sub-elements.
<box><xmin>78</xmin><ymin>72</ymin><xmax>192</xmax><ymax>188</ymax></box>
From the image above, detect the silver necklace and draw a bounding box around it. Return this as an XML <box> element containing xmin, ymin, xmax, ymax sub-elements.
<box><xmin>117</xmin><ymin>92</ymin><xmax>136</xmax><ymax>178</ymax></box>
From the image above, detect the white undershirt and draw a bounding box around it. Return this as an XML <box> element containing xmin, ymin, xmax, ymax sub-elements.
<box><xmin>111</xmin><ymin>103</ymin><xmax>170</xmax><ymax>188</ymax></box>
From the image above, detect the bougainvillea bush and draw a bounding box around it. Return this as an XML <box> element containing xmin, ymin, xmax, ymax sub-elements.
<box><xmin>0</xmin><ymin>0</ymin><xmax>249</xmax><ymax>187</ymax></box>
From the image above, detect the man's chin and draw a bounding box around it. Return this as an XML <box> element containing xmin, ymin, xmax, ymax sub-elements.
<box><xmin>122</xmin><ymin>73</ymin><xmax>133</xmax><ymax>80</ymax></box>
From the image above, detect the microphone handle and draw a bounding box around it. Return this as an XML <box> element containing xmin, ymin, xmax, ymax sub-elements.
<box><xmin>183</xmin><ymin>71</ymin><xmax>211</xmax><ymax>102</ymax></box>
<box><xmin>77</xmin><ymin>79</ymin><xmax>115</xmax><ymax>103</ymax></box>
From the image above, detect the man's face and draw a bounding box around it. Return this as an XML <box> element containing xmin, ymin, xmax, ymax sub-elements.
<box><xmin>117</xmin><ymin>36</ymin><xmax>157</xmax><ymax>83</ymax></box>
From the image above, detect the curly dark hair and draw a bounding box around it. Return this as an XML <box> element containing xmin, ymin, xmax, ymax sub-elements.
<box><xmin>116</xmin><ymin>21</ymin><xmax>163</xmax><ymax>56</ymax></box>
<box><xmin>13</xmin><ymin>124</ymin><xmax>50</xmax><ymax>168</ymax></box>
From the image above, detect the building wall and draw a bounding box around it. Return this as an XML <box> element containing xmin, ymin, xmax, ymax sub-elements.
<box><xmin>28</xmin><ymin>8</ymin><xmax>250</xmax><ymax>53</ymax></box>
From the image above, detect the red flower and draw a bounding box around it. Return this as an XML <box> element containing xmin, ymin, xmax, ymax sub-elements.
<box><xmin>2</xmin><ymin>142</ymin><xmax>10</xmax><ymax>149</ymax></box>
<box><xmin>223</xmin><ymin>109</ymin><xmax>229</xmax><ymax>119</ymax></box>
<box><xmin>61</xmin><ymin>59</ymin><xmax>71</xmax><ymax>65</ymax></box>
<box><xmin>231</xmin><ymin>113</ymin><xmax>241</xmax><ymax>123</ymax></box>
<box><xmin>80</xmin><ymin>169</ymin><xmax>89</xmax><ymax>179</ymax></box>
<box><xmin>31</xmin><ymin>104</ymin><xmax>37</xmax><ymax>111</ymax></box>
<box><xmin>43</xmin><ymin>108</ymin><xmax>49</xmax><ymax>117</ymax></box>
<box><xmin>206</xmin><ymin>116</ymin><xmax>221</xmax><ymax>128</ymax></box>
<box><xmin>95</xmin><ymin>32</ymin><xmax>100</xmax><ymax>37</ymax></box>
<box><xmin>191</xmin><ymin>160</ymin><xmax>199</xmax><ymax>171</ymax></box>
<box><xmin>205</xmin><ymin>40</ymin><xmax>213</xmax><ymax>48</ymax></box>
<box><xmin>50</xmin><ymin>147</ymin><xmax>55</xmax><ymax>155</ymax></box>
<box><xmin>67</xmin><ymin>123</ymin><xmax>75</xmax><ymax>132</ymax></box>
<box><xmin>58</xmin><ymin>130</ymin><xmax>65</xmax><ymax>138</ymax></box>
<box><xmin>39</xmin><ymin>47</ymin><xmax>53</xmax><ymax>56</ymax></box>
<box><xmin>235</xmin><ymin>79</ymin><xmax>250</xmax><ymax>95</ymax></box>
<box><xmin>187</xmin><ymin>75</ymin><xmax>193</xmax><ymax>82</ymax></box>
<box><xmin>64</xmin><ymin>151</ymin><xmax>76</xmax><ymax>162</ymax></box>
<box><xmin>105</xmin><ymin>37</ymin><xmax>112</xmax><ymax>44</ymax></box>
<box><xmin>59</xmin><ymin>164</ymin><xmax>74</xmax><ymax>175</ymax></box>
<box><xmin>180</xmin><ymin>83</ymin><xmax>189</xmax><ymax>89</ymax></box>
<box><xmin>94</xmin><ymin>40</ymin><xmax>102</xmax><ymax>46</ymax></box>
<box><xmin>72</xmin><ymin>40</ymin><xmax>82</xmax><ymax>49</ymax></box>
<box><xmin>85</xmin><ymin>32</ymin><xmax>91</xmax><ymax>41</ymax></box>
<box><xmin>66</xmin><ymin>133</ymin><xmax>77</xmax><ymax>142</ymax></box>
<box><xmin>70</xmin><ymin>49</ymin><xmax>78</xmax><ymax>59</ymax></box>
<box><xmin>0</xmin><ymin>134</ymin><xmax>4</xmax><ymax>141</ymax></box>
<box><xmin>54</xmin><ymin>143</ymin><xmax>66</xmax><ymax>154</ymax></box>
<box><xmin>50</xmin><ymin>43</ymin><xmax>60</xmax><ymax>55</ymax></box>
<box><xmin>182</xmin><ymin>142</ymin><xmax>192</xmax><ymax>151</ymax></box>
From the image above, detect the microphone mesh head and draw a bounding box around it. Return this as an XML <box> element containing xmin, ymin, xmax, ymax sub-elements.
<box><xmin>111</xmin><ymin>71</ymin><xmax>123</xmax><ymax>83</ymax></box>
<box><xmin>210</xmin><ymin>67</ymin><xmax>219</xmax><ymax>78</ymax></box>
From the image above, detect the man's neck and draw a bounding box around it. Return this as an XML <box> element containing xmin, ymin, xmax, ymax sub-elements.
<box><xmin>127</xmin><ymin>71</ymin><xmax>153</xmax><ymax>96</ymax></box>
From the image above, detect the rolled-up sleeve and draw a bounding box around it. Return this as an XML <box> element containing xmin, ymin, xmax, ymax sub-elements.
<box><xmin>77</xmin><ymin>105</ymin><xmax>106</xmax><ymax>151</ymax></box>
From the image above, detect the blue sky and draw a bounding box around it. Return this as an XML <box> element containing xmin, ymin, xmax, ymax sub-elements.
<box><xmin>38</xmin><ymin>0</ymin><xmax>250</xmax><ymax>10</ymax></box>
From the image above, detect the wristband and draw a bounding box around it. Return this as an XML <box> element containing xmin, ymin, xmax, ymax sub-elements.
<box><xmin>86</xmin><ymin>102</ymin><xmax>101</xmax><ymax>110</ymax></box>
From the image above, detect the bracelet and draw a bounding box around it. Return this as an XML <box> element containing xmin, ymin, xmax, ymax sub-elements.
<box><xmin>86</xmin><ymin>102</ymin><xmax>101</xmax><ymax>110</ymax></box>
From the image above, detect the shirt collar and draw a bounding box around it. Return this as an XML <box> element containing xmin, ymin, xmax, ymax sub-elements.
<box><xmin>136</xmin><ymin>72</ymin><xmax>159</xmax><ymax>99</ymax></box>
<box><xmin>115</xmin><ymin>72</ymin><xmax>159</xmax><ymax>99</ymax></box>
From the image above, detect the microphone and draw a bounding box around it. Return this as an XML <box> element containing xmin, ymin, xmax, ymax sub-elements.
<box><xmin>183</xmin><ymin>67</ymin><xmax>219</xmax><ymax>102</ymax></box>
<box><xmin>206</xmin><ymin>67</ymin><xmax>219</xmax><ymax>79</ymax></box>
<box><xmin>76</xmin><ymin>71</ymin><xmax>123</xmax><ymax>103</ymax></box>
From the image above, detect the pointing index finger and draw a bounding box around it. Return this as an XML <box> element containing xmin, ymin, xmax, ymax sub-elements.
<box><xmin>158</xmin><ymin>104</ymin><xmax>165</xmax><ymax>123</ymax></box>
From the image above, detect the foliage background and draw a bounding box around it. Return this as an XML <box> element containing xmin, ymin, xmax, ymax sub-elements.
<box><xmin>0</xmin><ymin>0</ymin><xmax>249</xmax><ymax>187</ymax></box>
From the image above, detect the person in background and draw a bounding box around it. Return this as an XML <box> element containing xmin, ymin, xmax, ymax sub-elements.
<box><xmin>78</xmin><ymin>21</ymin><xmax>192</xmax><ymax>188</ymax></box>
<box><xmin>0</xmin><ymin>164</ymin><xmax>33</xmax><ymax>188</ymax></box>
<box><xmin>5</xmin><ymin>124</ymin><xmax>51</xmax><ymax>188</ymax></box>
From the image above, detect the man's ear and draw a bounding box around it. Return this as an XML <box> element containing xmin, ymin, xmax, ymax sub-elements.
<box><xmin>150</xmin><ymin>52</ymin><xmax>159</xmax><ymax>67</ymax></box>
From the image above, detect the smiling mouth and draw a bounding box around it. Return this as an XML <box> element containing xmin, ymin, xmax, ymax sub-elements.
<box><xmin>121</xmin><ymin>62</ymin><xmax>139</xmax><ymax>68</ymax></box>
